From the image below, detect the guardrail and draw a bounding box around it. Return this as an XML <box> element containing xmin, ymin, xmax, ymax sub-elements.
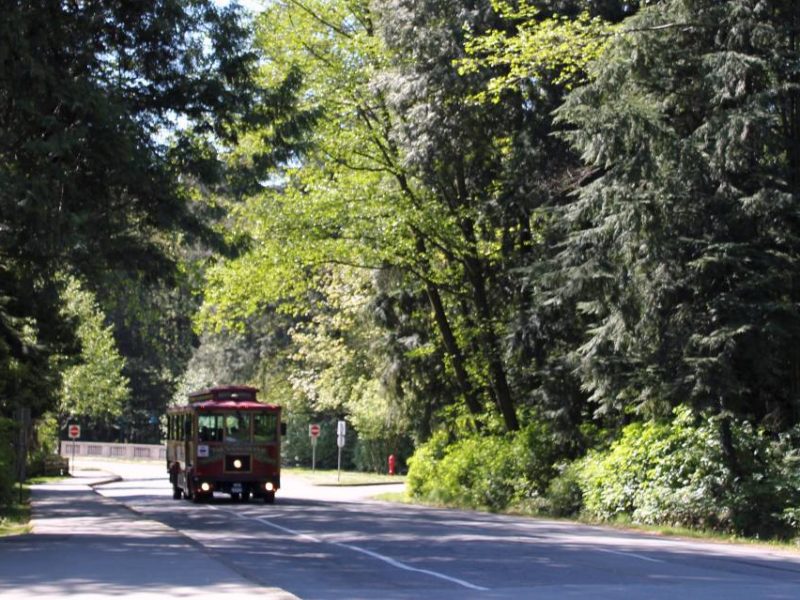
<box><xmin>60</xmin><ymin>441</ymin><xmax>166</xmax><ymax>461</ymax></box>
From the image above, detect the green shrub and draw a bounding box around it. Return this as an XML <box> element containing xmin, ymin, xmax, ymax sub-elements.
<box><xmin>545</xmin><ymin>461</ymin><xmax>584</xmax><ymax>517</ymax></box>
<box><xmin>577</xmin><ymin>407</ymin><xmax>800</xmax><ymax>538</ymax></box>
<box><xmin>773</xmin><ymin>427</ymin><xmax>800</xmax><ymax>535</ymax></box>
<box><xmin>436</xmin><ymin>435</ymin><xmax>525</xmax><ymax>510</ymax></box>
<box><xmin>407</xmin><ymin>408</ymin><xmax>800</xmax><ymax>539</ymax></box>
<box><xmin>407</xmin><ymin>421</ymin><xmax>558</xmax><ymax>512</ymax></box>
<box><xmin>406</xmin><ymin>430</ymin><xmax>450</xmax><ymax>500</ymax></box>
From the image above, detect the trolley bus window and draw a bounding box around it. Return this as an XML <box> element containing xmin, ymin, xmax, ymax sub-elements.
<box><xmin>217</xmin><ymin>390</ymin><xmax>255</xmax><ymax>401</ymax></box>
<box><xmin>225</xmin><ymin>413</ymin><xmax>250</xmax><ymax>442</ymax></box>
<box><xmin>254</xmin><ymin>413</ymin><xmax>278</xmax><ymax>442</ymax></box>
<box><xmin>198</xmin><ymin>414</ymin><xmax>223</xmax><ymax>441</ymax></box>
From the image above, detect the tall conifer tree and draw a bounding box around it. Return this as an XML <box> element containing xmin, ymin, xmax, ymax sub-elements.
<box><xmin>558</xmin><ymin>0</ymin><xmax>800</xmax><ymax>433</ymax></box>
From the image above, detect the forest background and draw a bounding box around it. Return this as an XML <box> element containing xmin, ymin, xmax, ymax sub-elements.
<box><xmin>3</xmin><ymin>0</ymin><xmax>800</xmax><ymax>541</ymax></box>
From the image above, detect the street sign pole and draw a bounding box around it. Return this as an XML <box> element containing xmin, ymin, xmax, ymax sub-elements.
<box><xmin>311</xmin><ymin>436</ymin><xmax>317</xmax><ymax>472</ymax></box>
<box><xmin>309</xmin><ymin>424</ymin><xmax>321</xmax><ymax>472</ymax></box>
<box><xmin>68</xmin><ymin>424</ymin><xmax>80</xmax><ymax>474</ymax></box>
<box><xmin>336</xmin><ymin>421</ymin><xmax>346</xmax><ymax>482</ymax></box>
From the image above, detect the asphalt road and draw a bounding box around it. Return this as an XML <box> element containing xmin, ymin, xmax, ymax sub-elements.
<box><xmin>82</xmin><ymin>460</ymin><xmax>800</xmax><ymax>600</ymax></box>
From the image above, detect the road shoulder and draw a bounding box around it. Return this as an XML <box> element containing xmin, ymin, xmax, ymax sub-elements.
<box><xmin>0</xmin><ymin>469</ymin><xmax>299</xmax><ymax>599</ymax></box>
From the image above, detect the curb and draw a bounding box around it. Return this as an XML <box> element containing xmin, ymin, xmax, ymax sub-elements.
<box><xmin>87</xmin><ymin>475</ymin><xmax>123</xmax><ymax>487</ymax></box>
<box><xmin>314</xmin><ymin>480</ymin><xmax>406</xmax><ymax>487</ymax></box>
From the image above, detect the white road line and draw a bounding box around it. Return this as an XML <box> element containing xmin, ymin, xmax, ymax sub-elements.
<box><xmin>595</xmin><ymin>548</ymin><xmax>663</xmax><ymax>563</ymax></box>
<box><xmin>211</xmin><ymin>506</ymin><xmax>489</xmax><ymax>591</ymax></box>
<box><xmin>328</xmin><ymin>540</ymin><xmax>490</xmax><ymax>591</ymax></box>
<box><xmin>254</xmin><ymin>516</ymin><xmax>322</xmax><ymax>545</ymax></box>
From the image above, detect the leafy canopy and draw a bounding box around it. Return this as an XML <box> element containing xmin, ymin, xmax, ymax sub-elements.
<box><xmin>56</xmin><ymin>278</ymin><xmax>130</xmax><ymax>421</ymax></box>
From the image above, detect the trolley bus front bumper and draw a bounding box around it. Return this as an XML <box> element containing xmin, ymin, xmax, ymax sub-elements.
<box><xmin>191</xmin><ymin>476</ymin><xmax>280</xmax><ymax>497</ymax></box>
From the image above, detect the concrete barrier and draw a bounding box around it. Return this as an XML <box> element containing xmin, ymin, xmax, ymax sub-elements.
<box><xmin>60</xmin><ymin>441</ymin><xmax>166</xmax><ymax>461</ymax></box>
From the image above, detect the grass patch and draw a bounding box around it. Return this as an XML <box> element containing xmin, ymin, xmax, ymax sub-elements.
<box><xmin>26</xmin><ymin>475</ymin><xmax>70</xmax><ymax>485</ymax></box>
<box><xmin>0</xmin><ymin>475</ymin><xmax>72</xmax><ymax>537</ymax></box>
<box><xmin>285</xmin><ymin>467</ymin><xmax>406</xmax><ymax>487</ymax></box>
<box><xmin>371</xmin><ymin>491</ymin><xmax>410</xmax><ymax>503</ymax></box>
<box><xmin>586</xmin><ymin>515</ymin><xmax>800</xmax><ymax>551</ymax></box>
<box><xmin>0</xmin><ymin>485</ymin><xmax>31</xmax><ymax>537</ymax></box>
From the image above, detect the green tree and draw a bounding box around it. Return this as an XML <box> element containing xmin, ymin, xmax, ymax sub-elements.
<box><xmin>200</xmin><ymin>0</ymin><xmax>482</xmax><ymax>433</ymax></box>
<box><xmin>0</xmin><ymin>0</ymin><xmax>310</xmax><ymax>419</ymax></box>
<box><xmin>97</xmin><ymin>269</ymin><xmax>207</xmax><ymax>442</ymax></box>
<box><xmin>54</xmin><ymin>278</ymin><xmax>130</xmax><ymax>441</ymax></box>
<box><xmin>375</xmin><ymin>0</ymin><xmax>613</xmax><ymax>432</ymax></box>
<box><xmin>457</xmin><ymin>1</ymin><xmax>614</xmax><ymax>101</ymax></box>
<box><xmin>556</xmin><ymin>0</ymin><xmax>800</xmax><ymax>444</ymax></box>
<box><xmin>202</xmin><ymin>0</ymin><xmax>624</xmax><ymax>442</ymax></box>
<box><xmin>174</xmin><ymin>309</ymin><xmax>298</xmax><ymax>406</ymax></box>
<box><xmin>288</xmin><ymin>266</ymin><xmax>412</xmax><ymax>440</ymax></box>
<box><xmin>375</xmin><ymin>0</ymin><xmax>523</xmax><ymax>430</ymax></box>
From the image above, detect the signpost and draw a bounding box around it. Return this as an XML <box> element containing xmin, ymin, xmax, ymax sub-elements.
<box><xmin>336</xmin><ymin>420</ymin><xmax>346</xmax><ymax>482</ymax></box>
<box><xmin>309</xmin><ymin>423</ymin><xmax>321</xmax><ymax>472</ymax></box>
<box><xmin>68</xmin><ymin>424</ymin><xmax>80</xmax><ymax>473</ymax></box>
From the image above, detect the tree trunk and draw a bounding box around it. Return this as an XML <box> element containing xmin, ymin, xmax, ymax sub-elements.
<box><xmin>415</xmin><ymin>236</ymin><xmax>483</xmax><ymax>417</ymax></box>
<box><xmin>718</xmin><ymin>397</ymin><xmax>740</xmax><ymax>481</ymax></box>
<box><xmin>451</xmin><ymin>156</ymin><xmax>519</xmax><ymax>432</ymax></box>
<box><xmin>464</xmin><ymin>253</ymin><xmax>520</xmax><ymax>431</ymax></box>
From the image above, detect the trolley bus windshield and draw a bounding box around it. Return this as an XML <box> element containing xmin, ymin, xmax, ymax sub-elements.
<box><xmin>224</xmin><ymin>412</ymin><xmax>248</xmax><ymax>442</ymax></box>
<box><xmin>198</xmin><ymin>414</ymin><xmax>223</xmax><ymax>442</ymax></box>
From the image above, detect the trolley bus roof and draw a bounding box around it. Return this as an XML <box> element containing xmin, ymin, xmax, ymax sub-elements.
<box><xmin>177</xmin><ymin>385</ymin><xmax>280</xmax><ymax>410</ymax></box>
<box><xmin>189</xmin><ymin>398</ymin><xmax>279</xmax><ymax>411</ymax></box>
<box><xmin>189</xmin><ymin>385</ymin><xmax>259</xmax><ymax>399</ymax></box>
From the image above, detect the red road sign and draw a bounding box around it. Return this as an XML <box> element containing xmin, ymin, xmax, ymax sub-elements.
<box><xmin>309</xmin><ymin>424</ymin><xmax>321</xmax><ymax>438</ymax></box>
<box><xmin>68</xmin><ymin>424</ymin><xmax>81</xmax><ymax>440</ymax></box>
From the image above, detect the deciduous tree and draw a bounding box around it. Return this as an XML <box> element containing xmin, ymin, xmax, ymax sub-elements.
<box><xmin>0</xmin><ymin>0</ymin><xmax>309</xmax><ymax>419</ymax></box>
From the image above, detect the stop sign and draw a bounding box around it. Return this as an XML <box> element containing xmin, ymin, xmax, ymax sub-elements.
<box><xmin>68</xmin><ymin>424</ymin><xmax>81</xmax><ymax>440</ymax></box>
<box><xmin>309</xmin><ymin>424</ymin><xmax>321</xmax><ymax>438</ymax></box>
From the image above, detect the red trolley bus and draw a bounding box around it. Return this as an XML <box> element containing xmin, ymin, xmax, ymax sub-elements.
<box><xmin>166</xmin><ymin>385</ymin><xmax>285</xmax><ymax>503</ymax></box>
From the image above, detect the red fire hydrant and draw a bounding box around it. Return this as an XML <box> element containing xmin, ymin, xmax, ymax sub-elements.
<box><xmin>388</xmin><ymin>454</ymin><xmax>396</xmax><ymax>476</ymax></box>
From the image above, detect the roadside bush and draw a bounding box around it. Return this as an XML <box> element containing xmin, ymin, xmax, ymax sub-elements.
<box><xmin>772</xmin><ymin>427</ymin><xmax>800</xmax><ymax>535</ymax></box>
<box><xmin>578</xmin><ymin>407</ymin><xmax>800</xmax><ymax>538</ymax></box>
<box><xmin>407</xmin><ymin>421</ymin><xmax>558</xmax><ymax>512</ymax></box>
<box><xmin>434</xmin><ymin>435</ymin><xmax>527</xmax><ymax>511</ymax></box>
<box><xmin>545</xmin><ymin>461</ymin><xmax>584</xmax><ymax>517</ymax></box>
<box><xmin>406</xmin><ymin>430</ymin><xmax>450</xmax><ymax>500</ymax></box>
<box><xmin>579</xmin><ymin>419</ymin><xmax>679</xmax><ymax>522</ymax></box>
<box><xmin>407</xmin><ymin>408</ymin><xmax>800</xmax><ymax>539</ymax></box>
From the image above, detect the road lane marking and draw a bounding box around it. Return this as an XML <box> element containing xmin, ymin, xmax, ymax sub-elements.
<box><xmin>210</xmin><ymin>506</ymin><xmax>489</xmax><ymax>591</ymax></box>
<box><xmin>254</xmin><ymin>516</ymin><xmax>321</xmax><ymax>544</ymax></box>
<box><xmin>328</xmin><ymin>540</ymin><xmax>489</xmax><ymax>591</ymax></box>
<box><xmin>595</xmin><ymin>548</ymin><xmax>663</xmax><ymax>563</ymax></box>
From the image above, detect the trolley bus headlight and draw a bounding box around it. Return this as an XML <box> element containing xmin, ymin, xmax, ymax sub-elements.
<box><xmin>233</xmin><ymin>459</ymin><xmax>243</xmax><ymax>470</ymax></box>
<box><xmin>265</xmin><ymin>482</ymin><xmax>275</xmax><ymax>492</ymax></box>
<box><xmin>200</xmin><ymin>482</ymin><xmax>212</xmax><ymax>492</ymax></box>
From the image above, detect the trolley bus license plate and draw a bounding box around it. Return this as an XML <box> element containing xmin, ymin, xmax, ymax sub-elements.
<box><xmin>232</xmin><ymin>483</ymin><xmax>243</xmax><ymax>493</ymax></box>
